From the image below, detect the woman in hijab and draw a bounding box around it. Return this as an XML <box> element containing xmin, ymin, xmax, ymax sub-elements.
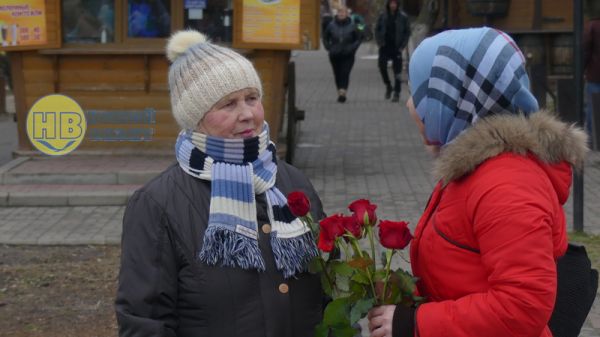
<box><xmin>367</xmin><ymin>27</ymin><xmax>588</xmax><ymax>337</ymax></box>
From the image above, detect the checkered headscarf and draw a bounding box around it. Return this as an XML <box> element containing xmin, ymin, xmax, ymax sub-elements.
<box><xmin>409</xmin><ymin>27</ymin><xmax>539</xmax><ymax>145</ymax></box>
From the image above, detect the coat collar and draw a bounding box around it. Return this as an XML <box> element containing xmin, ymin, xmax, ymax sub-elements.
<box><xmin>434</xmin><ymin>111</ymin><xmax>589</xmax><ymax>185</ymax></box>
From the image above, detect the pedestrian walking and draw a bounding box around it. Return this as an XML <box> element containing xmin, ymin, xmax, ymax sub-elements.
<box><xmin>367</xmin><ymin>27</ymin><xmax>588</xmax><ymax>337</ymax></box>
<box><xmin>322</xmin><ymin>6</ymin><xmax>362</xmax><ymax>103</ymax></box>
<box><xmin>584</xmin><ymin>15</ymin><xmax>600</xmax><ymax>148</ymax></box>
<box><xmin>375</xmin><ymin>0</ymin><xmax>410</xmax><ymax>102</ymax></box>
<box><xmin>115</xmin><ymin>29</ymin><xmax>326</xmax><ymax>337</ymax></box>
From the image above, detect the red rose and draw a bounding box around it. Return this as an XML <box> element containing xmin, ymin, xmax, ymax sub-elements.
<box><xmin>378</xmin><ymin>220</ymin><xmax>413</xmax><ymax>250</ymax></box>
<box><xmin>318</xmin><ymin>214</ymin><xmax>346</xmax><ymax>252</ymax></box>
<box><xmin>287</xmin><ymin>191</ymin><xmax>311</xmax><ymax>217</ymax></box>
<box><xmin>342</xmin><ymin>215</ymin><xmax>362</xmax><ymax>239</ymax></box>
<box><xmin>349</xmin><ymin>199</ymin><xmax>378</xmax><ymax>226</ymax></box>
<box><xmin>318</xmin><ymin>230</ymin><xmax>335</xmax><ymax>252</ymax></box>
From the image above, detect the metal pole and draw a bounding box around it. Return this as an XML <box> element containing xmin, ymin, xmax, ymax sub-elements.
<box><xmin>574</xmin><ymin>0</ymin><xmax>584</xmax><ymax>232</ymax></box>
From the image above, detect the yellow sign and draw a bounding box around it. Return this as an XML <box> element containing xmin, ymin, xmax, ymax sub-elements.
<box><xmin>26</xmin><ymin>94</ymin><xmax>87</xmax><ymax>156</ymax></box>
<box><xmin>242</xmin><ymin>0</ymin><xmax>300</xmax><ymax>44</ymax></box>
<box><xmin>0</xmin><ymin>0</ymin><xmax>47</xmax><ymax>47</ymax></box>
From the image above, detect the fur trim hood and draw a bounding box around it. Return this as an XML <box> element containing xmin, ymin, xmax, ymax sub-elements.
<box><xmin>434</xmin><ymin>111</ymin><xmax>589</xmax><ymax>185</ymax></box>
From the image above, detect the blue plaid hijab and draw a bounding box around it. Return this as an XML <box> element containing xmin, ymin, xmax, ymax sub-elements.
<box><xmin>408</xmin><ymin>27</ymin><xmax>539</xmax><ymax>146</ymax></box>
<box><xmin>175</xmin><ymin>123</ymin><xmax>317</xmax><ymax>278</ymax></box>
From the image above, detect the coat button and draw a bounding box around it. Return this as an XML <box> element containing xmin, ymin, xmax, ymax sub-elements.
<box><xmin>261</xmin><ymin>224</ymin><xmax>271</xmax><ymax>234</ymax></box>
<box><xmin>278</xmin><ymin>283</ymin><xmax>289</xmax><ymax>294</ymax></box>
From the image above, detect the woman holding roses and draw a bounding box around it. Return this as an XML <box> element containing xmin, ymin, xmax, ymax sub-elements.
<box><xmin>368</xmin><ymin>27</ymin><xmax>588</xmax><ymax>337</ymax></box>
<box><xmin>115</xmin><ymin>30</ymin><xmax>326</xmax><ymax>337</ymax></box>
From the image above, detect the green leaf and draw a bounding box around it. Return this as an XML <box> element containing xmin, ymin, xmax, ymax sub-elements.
<box><xmin>332</xmin><ymin>262</ymin><xmax>354</xmax><ymax>277</ymax></box>
<box><xmin>350</xmin><ymin>297</ymin><xmax>376</xmax><ymax>324</ymax></box>
<box><xmin>373</xmin><ymin>269</ymin><xmax>387</xmax><ymax>282</ymax></box>
<box><xmin>413</xmin><ymin>295</ymin><xmax>426</xmax><ymax>304</ymax></box>
<box><xmin>314</xmin><ymin>323</ymin><xmax>329</xmax><ymax>337</ymax></box>
<box><xmin>348</xmin><ymin>256</ymin><xmax>373</xmax><ymax>271</ymax></box>
<box><xmin>321</xmin><ymin>273</ymin><xmax>333</xmax><ymax>297</ymax></box>
<box><xmin>386</xmin><ymin>282</ymin><xmax>402</xmax><ymax>305</ymax></box>
<box><xmin>308</xmin><ymin>256</ymin><xmax>324</xmax><ymax>274</ymax></box>
<box><xmin>332</xmin><ymin>325</ymin><xmax>360</xmax><ymax>337</ymax></box>
<box><xmin>336</xmin><ymin>274</ymin><xmax>351</xmax><ymax>292</ymax></box>
<box><xmin>351</xmin><ymin>272</ymin><xmax>370</xmax><ymax>285</ymax></box>
<box><xmin>323</xmin><ymin>298</ymin><xmax>351</xmax><ymax>326</ymax></box>
<box><xmin>394</xmin><ymin>269</ymin><xmax>417</xmax><ymax>294</ymax></box>
<box><xmin>349</xmin><ymin>281</ymin><xmax>367</xmax><ymax>299</ymax></box>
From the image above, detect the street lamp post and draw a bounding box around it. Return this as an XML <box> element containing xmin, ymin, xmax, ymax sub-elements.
<box><xmin>574</xmin><ymin>0</ymin><xmax>584</xmax><ymax>232</ymax></box>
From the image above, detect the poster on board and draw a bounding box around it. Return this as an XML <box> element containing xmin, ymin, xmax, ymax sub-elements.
<box><xmin>242</xmin><ymin>0</ymin><xmax>300</xmax><ymax>45</ymax></box>
<box><xmin>0</xmin><ymin>0</ymin><xmax>47</xmax><ymax>47</ymax></box>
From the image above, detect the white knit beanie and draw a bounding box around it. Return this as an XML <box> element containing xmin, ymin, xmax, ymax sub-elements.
<box><xmin>166</xmin><ymin>30</ymin><xmax>263</xmax><ymax>131</ymax></box>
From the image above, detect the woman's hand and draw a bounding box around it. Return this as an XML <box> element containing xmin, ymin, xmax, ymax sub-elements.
<box><xmin>367</xmin><ymin>305</ymin><xmax>396</xmax><ymax>337</ymax></box>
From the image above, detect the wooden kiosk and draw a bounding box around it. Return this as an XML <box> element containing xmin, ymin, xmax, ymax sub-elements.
<box><xmin>408</xmin><ymin>0</ymin><xmax>574</xmax><ymax>115</ymax></box>
<box><xmin>1</xmin><ymin>0</ymin><xmax>320</xmax><ymax>155</ymax></box>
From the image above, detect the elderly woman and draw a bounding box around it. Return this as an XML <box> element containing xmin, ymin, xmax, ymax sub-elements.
<box><xmin>115</xmin><ymin>30</ymin><xmax>325</xmax><ymax>337</ymax></box>
<box><xmin>367</xmin><ymin>27</ymin><xmax>588</xmax><ymax>337</ymax></box>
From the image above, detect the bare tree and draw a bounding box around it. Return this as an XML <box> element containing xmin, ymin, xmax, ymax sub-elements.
<box><xmin>407</xmin><ymin>0</ymin><xmax>440</xmax><ymax>60</ymax></box>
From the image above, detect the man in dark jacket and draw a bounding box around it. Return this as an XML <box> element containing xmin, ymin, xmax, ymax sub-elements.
<box><xmin>375</xmin><ymin>0</ymin><xmax>410</xmax><ymax>102</ymax></box>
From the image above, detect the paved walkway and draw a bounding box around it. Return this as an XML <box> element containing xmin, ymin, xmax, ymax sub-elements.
<box><xmin>0</xmin><ymin>43</ymin><xmax>599</xmax><ymax>335</ymax></box>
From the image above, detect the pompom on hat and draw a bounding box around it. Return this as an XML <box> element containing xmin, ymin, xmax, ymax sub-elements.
<box><xmin>166</xmin><ymin>30</ymin><xmax>263</xmax><ymax>131</ymax></box>
<box><xmin>408</xmin><ymin>27</ymin><xmax>539</xmax><ymax>146</ymax></box>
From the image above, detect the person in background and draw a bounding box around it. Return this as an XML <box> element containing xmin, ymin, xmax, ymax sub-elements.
<box><xmin>375</xmin><ymin>0</ymin><xmax>410</xmax><ymax>102</ymax></box>
<box><xmin>115</xmin><ymin>30</ymin><xmax>326</xmax><ymax>337</ymax></box>
<box><xmin>367</xmin><ymin>27</ymin><xmax>588</xmax><ymax>337</ymax></box>
<box><xmin>322</xmin><ymin>6</ymin><xmax>362</xmax><ymax>103</ymax></box>
<box><xmin>128</xmin><ymin>0</ymin><xmax>170</xmax><ymax>38</ymax></box>
<box><xmin>584</xmin><ymin>14</ymin><xmax>600</xmax><ymax>148</ymax></box>
<box><xmin>349</xmin><ymin>10</ymin><xmax>368</xmax><ymax>41</ymax></box>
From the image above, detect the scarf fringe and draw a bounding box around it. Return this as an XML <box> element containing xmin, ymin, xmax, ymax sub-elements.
<box><xmin>271</xmin><ymin>231</ymin><xmax>319</xmax><ymax>279</ymax></box>
<box><xmin>199</xmin><ymin>226</ymin><xmax>266</xmax><ymax>271</ymax></box>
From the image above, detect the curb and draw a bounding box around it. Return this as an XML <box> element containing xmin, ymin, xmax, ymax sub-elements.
<box><xmin>1</xmin><ymin>189</ymin><xmax>136</xmax><ymax>206</ymax></box>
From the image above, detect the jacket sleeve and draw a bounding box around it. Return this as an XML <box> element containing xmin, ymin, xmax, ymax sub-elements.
<box><xmin>322</xmin><ymin>23</ymin><xmax>333</xmax><ymax>51</ymax></box>
<box><xmin>350</xmin><ymin>25</ymin><xmax>362</xmax><ymax>54</ymax></box>
<box><xmin>115</xmin><ymin>191</ymin><xmax>179</xmax><ymax>337</ymax></box>
<box><xmin>414</xmin><ymin>164</ymin><xmax>559</xmax><ymax>337</ymax></box>
<box><xmin>375</xmin><ymin>13</ymin><xmax>384</xmax><ymax>47</ymax></box>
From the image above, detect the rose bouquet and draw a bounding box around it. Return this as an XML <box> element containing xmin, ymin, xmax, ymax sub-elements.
<box><xmin>287</xmin><ymin>192</ymin><xmax>423</xmax><ymax>337</ymax></box>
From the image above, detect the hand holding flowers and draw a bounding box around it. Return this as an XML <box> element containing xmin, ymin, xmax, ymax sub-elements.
<box><xmin>287</xmin><ymin>192</ymin><xmax>422</xmax><ymax>337</ymax></box>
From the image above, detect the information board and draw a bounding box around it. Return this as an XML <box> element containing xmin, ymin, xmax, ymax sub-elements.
<box><xmin>242</xmin><ymin>0</ymin><xmax>300</xmax><ymax>45</ymax></box>
<box><xmin>0</xmin><ymin>0</ymin><xmax>47</xmax><ymax>47</ymax></box>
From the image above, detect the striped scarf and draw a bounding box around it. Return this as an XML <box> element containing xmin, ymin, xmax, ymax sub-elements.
<box><xmin>175</xmin><ymin>123</ymin><xmax>317</xmax><ymax>278</ymax></box>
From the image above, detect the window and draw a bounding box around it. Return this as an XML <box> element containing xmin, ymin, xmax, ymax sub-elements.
<box><xmin>127</xmin><ymin>0</ymin><xmax>171</xmax><ymax>38</ymax></box>
<box><xmin>62</xmin><ymin>0</ymin><xmax>115</xmax><ymax>43</ymax></box>
<box><xmin>183</xmin><ymin>0</ymin><xmax>232</xmax><ymax>43</ymax></box>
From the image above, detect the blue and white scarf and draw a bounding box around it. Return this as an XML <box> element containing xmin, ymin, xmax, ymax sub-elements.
<box><xmin>175</xmin><ymin>123</ymin><xmax>317</xmax><ymax>278</ymax></box>
<box><xmin>409</xmin><ymin>27</ymin><xmax>539</xmax><ymax>146</ymax></box>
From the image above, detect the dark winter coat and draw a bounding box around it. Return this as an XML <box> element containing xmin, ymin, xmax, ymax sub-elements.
<box><xmin>322</xmin><ymin>17</ymin><xmax>361</xmax><ymax>57</ymax></box>
<box><xmin>115</xmin><ymin>161</ymin><xmax>326</xmax><ymax>337</ymax></box>
<box><xmin>393</xmin><ymin>112</ymin><xmax>588</xmax><ymax>337</ymax></box>
<box><xmin>375</xmin><ymin>8</ymin><xmax>410</xmax><ymax>50</ymax></box>
<box><xmin>584</xmin><ymin>18</ymin><xmax>600</xmax><ymax>82</ymax></box>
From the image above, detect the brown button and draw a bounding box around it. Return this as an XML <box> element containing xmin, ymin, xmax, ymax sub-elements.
<box><xmin>278</xmin><ymin>283</ymin><xmax>289</xmax><ymax>294</ymax></box>
<box><xmin>261</xmin><ymin>224</ymin><xmax>272</xmax><ymax>234</ymax></box>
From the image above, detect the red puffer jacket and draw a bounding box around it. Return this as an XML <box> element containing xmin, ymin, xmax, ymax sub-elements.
<box><xmin>407</xmin><ymin>112</ymin><xmax>588</xmax><ymax>337</ymax></box>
